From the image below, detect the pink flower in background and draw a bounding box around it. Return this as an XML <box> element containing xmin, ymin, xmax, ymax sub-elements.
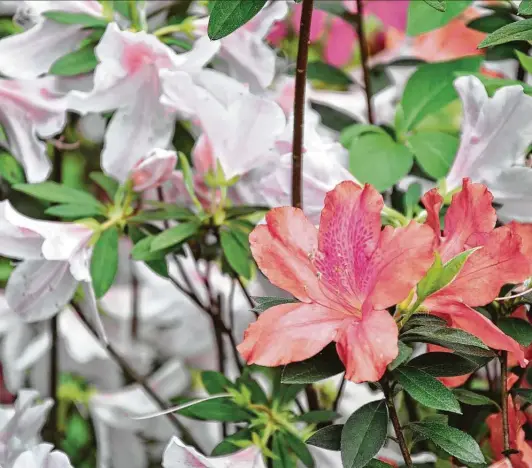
<box><xmin>343</xmin><ymin>0</ymin><xmax>409</xmax><ymax>32</ymax></box>
<box><xmin>239</xmin><ymin>181</ymin><xmax>435</xmax><ymax>383</ymax></box>
<box><xmin>130</xmin><ymin>149</ymin><xmax>177</xmax><ymax>193</ymax></box>
<box><xmin>324</xmin><ymin>16</ymin><xmax>357</xmax><ymax>68</ymax></box>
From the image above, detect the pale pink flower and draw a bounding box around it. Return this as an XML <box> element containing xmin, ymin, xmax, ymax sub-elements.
<box><xmin>130</xmin><ymin>148</ymin><xmax>177</xmax><ymax>193</ymax></box>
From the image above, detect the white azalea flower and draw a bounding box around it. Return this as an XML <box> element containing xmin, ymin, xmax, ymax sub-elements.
<box><xmin>11</xmin><ymin>443</ymin><xmax>73</xmax><ymax>468</ymax></box>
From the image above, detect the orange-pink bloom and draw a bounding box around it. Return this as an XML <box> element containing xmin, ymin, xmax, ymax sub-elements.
<box><xmin>238</xmin><ymin>181</ymin><xmax>435</xmax><ymax>383</ymax></box>
<box><xmin>421</xmin><ymin>179</ymin><xmax>531</xmax><ymax>365</ymax></box>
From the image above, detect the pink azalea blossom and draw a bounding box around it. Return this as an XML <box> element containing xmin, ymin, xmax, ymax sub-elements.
<box><xmin>343</xmin><ymin>0</ymin><xmax>409</xmax><ymax>32</ymax></box>
<box><xmin>130</xmin><ymin>148</ymin><xmax>177</xmax><ymax>193</ymax></box>
<box><xmin>0</xmin><ymin>77</ymin><xmax>67</xmax><ymax>182</ymax></box>
<box><xmin>67</xmin><ymin>23</ymin><xmax>219</xmax><ymax>183</ymax></box>
<box><xmin>0</xmin><ymin>1</ymin><xmax>103</xmax><ymax>79</ymax></box>
<box><xmin>238</xmin><ymin>181</ymin><xmax>435</xmax><ymax>383</ymax></box>
<box><xmin>421</xmin><ymin>179</ymin><xmax>531</xmax><ymax>364</ymax></box>
<box><xmin>0</xmin><ymin>201</ymin><xmax>106</xmax><ymax>341</ymax></box>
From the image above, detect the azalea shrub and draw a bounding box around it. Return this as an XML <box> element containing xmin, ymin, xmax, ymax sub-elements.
<box><xmin>1</xmin><ymin>0</ymin><xmax>532</xmax><ymax>468</ymax></box>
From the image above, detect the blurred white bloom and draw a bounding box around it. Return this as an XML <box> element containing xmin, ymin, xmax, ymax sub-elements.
<box><xmin>11</xmin><ymin>443</ymin><xmax>73</xmax><ymax>468</ymax></box>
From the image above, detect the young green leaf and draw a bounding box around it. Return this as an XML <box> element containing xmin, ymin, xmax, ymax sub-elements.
<box><xmin>252</xmin><ymin>296</ymin><xmax>298</xmax><ymax>314</ymax></box>
<box><xmin>310</xmin><ymin>102</ymin><xmax>359</xmax><ymax>132</ymax></box>
<box><xmin>49</xmin><ymin>44</ymin><xmax>98</xmax><ymax>76</ymax></box>
<box><xmin>406</xmin><ymin>132</ymin><xmax>458</xmax><ymax>179</ymax></box>
<box><xmin>341</xmin><ymin>400</ymin><xmax>388</xmax><ymax>468</ymax></box>
<box><xmin>348</xmin><ymin>133</ymin><xmax>414</xmax><ymax>192</ymax></box>
<box><xmin>45</xmin><ymin>204</ymin><xmax>104</xmax><ymax>219</ymax></box>
<box><xmin>89</xmin><ymin>172</ymin><xmax>118</xmax><ymax>200</ymax></box>
<box><xmin>403</xmin><ymin>183</ymin><xmax>422</xmax><ymax>217</ymax></box>
<box><xmin>177</xmin><ymin>397</ymin><xmax>252</xmax><ymax>422</ymax></box>
<box><xmin>0</xmin><ymin>152</ymin><xmax>25</xmax><ymax>184</ymax></box>
<box><xmin>388</xmin><ymin>342</ymin><xmax>413</xmax><ymax>371</ymax></box>
<box><xmin>519</xmin><ymin>0</ymin><xmax>532</xmax><ymax>15</ymax></box>
<box><xmin>497</xmin><ymin>318</ymin><xmax>532</xmax><ymax>346</ymax></box>
<box><xmin>90</xmin><ymin>226</ymin><xmax>119</xmax><ymax>298</ymax></box>
<box><xmin>516</xmin><ymin>50</ymin><xmax>532</xmax><ymax>75</ymax></box>
<box><xmin>302</xmin><ymin>61</ymin><xmax>353</xmax><ymax>86</ymax></box>
<box><xmin>220</xmin><ymin>228</ymin><xmax>252</xmax><ymax>279</ymax></box>
<box><xmin>150</xmin><ymin>221</ymin><xmax>200</xmax><ymax>252</ymax></box>
<box><xmin>208</xmin><ymin>0</ymin><xmax>267</xmax><ymax>40</ymax></box>
<box><xmin>273</xmin><ymin>433</ymin><xmax>297</xmax><ymax>468</ymax></box>
<box><xmin>128</xmin><ymin>227</ymin><xmax>169</xmax><ymax>278</ymax></box>
<box><xmin>177</xmin><ymin>152</ymin><xmax>203</xmax><ymax>211</ymax></box>
<box><xmin>453</xmin><ymin>389</ymin><xmax>499</xmax><ymax>408</ymax></box>
<box><xmin>407</xmin><ymin>352</ymin><xmax>483</xmax><ymax>377</ymax></box>
<box><xmin>479</xmin><ymin>18</ymin><xmax>532</xmax><ymax>48</ymax></box>
<box><xmin>201</xmin><ymin>371</ymin><xmax>233</xmax><ymax>395</ymax></box>
<box><xmin>407</xmin><ymin>0</ymin><xmax>470</xmax><ymax>35</ymax></box>
<box><xmin>14</xmin><ymin>182</ymin><xmax>103</xmax><ymax>208</ymax></box>
<box><xmin>281</xmin><ymin>343</ymin><xmax>345</xmax><ymax>384</ymax></box>
<box><xmin>340</xmin><ymin>124</ymin><xmax>386</xmax><ymax>149</ymax></box>
<box><xmin>43</xmin><ymin>10</ymin><xmax>109</xmax><ymax>28</ymax></box>
<box><xmin>284</xmin><ymin>431</ymin><xmax>315</xmax><ymax>468</ymax></box>
<box><xmin>306</xmin><ymin>425</ymin><xmax>343</xmax><ymax>451</ymax></box>
<box><xmin>128</xmin><ymin>206</ymin><xmax>195</xmax><ymax>223</ymax></box>
<box><xmin>423</xmin><ymin>0</ymin><xmax>446</xmax><ymax>12</ymax></box>
<box><xmin>394</xmin><ymin>367</ymin><xmax>462</xmax><ymax>413</ymax></box>
<box><xmin>211</xmin><ymin>428</ymin><xmax>252</xmax><ymax>456</ymax></box>
<box><xmin>295</xmin><ymin>411</ymin><xmax>340</xmax><ymax>424</ymax></box>
<box><xmin>408</xmin><ymin>422</ymin><xmax>485</xmax><ymax>464</ymax></box>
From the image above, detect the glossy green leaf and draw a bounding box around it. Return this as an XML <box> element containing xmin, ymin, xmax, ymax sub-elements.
<box><xmin>150</xmin><ymin>221</ymin><xmax>200</xmax><ymax>252</ymax></box>
<box><xmin>341</xmin><ymin>400</ymin><xmax>388</xmax><ymax>468</ymax></box>
<box><xmin>252</xmin><ymin>296</ymin><xmax>298</xmax><ymax>314</ymax></box>
<box><xmin>453</xmin><ymin>389</ymin><xmax>499</xmax><ymax>407</ymax></box>
<box><xmin>304</xmin><ymin>61</ymin><xmax>353</xmax><ymax>86</ymax></box>
<box><xmin>14</xmin><ymin>182</ymin><xmax>103</xmax><ymax>208</ymax></box>
<box><xmin>177</xmin><ymin>397</ymin><xmax>252</xmax><ymax>422</ymax></box>
<box><xmin>519</xmin><ymin>0</ymin><xmax>532</xmax><ymax>15</ymax></box>
<box><xmin>423</xmin><ymin>0</ymin><xmax>445</xmax><ymax>11</ymax></box>
<box><xmin>211</xmin><ymin>428</ymin><xmax>252</xmax><ymax>456</ymax></box>
<box><xmin>281</xmin><ymin>343</ymin><xmax>345</xmax><ymax>384</ymax></box>
<box><xmin>201</xmin><ymin>371</ymin><xmax>233</xmax><ymax>395</ymax></box>
<box><xmin>49</xmin><ymin>44</ymin><xmax>98</xmax><ymax>76</ymax></box>
<box><xmin>516</xmin><ymin>50</ymin><xmax>532</xmax><ymax>74</ymax></box>
<box><xmin>406</xmin><ymin>131</ymin><xmax>458</xmax><ymax>179</ymax></box>
<box><xmin>128</xmin><ymin>227</ymin><xmax>169</xmax><ymax>278</ymax></box>
<box><xmin>349</xmin><ymin>133</ymin><xmax>413</xmax><ymax>192</ymax></box>
<box><xmin>310</xmin><ymin>102</ymin><xmax>358</xmax><ymax>132</ymax></box>
<box><xmin>284</xmin><ymin>431</ymin><xmax>315</xmax><ymax>468</ymax></box>
<box><xmin>408</xmin><ymin>422</ymin><xmax>485</xmax><ymax>464</ymax></box>
<box><xmin>208</xmin><ymin>0</ymin><xmax>267</xmax><ymax>40</ymax></box>
<box><xmin>296</xmin><ymin>410</ymin><xmax>339</xmax><ymax>424</ymax></box>
<box><xmin>479</xmin><ymin>18</ymin><xmax>532</xmax><ymax>48</ymax></box>
<box><xmin>220</xmin><ymin>228</ymin><xmax>251</xmax><ymax>279</ymax></box>
<box><xmin>306</xmin><ymin>425</ymin><xmax>343</xmax><ymax>451</ymax></box>
<box><xmin>513</xmin><ymin>388</ymin><xmax>532</xmax><ymax>404</ymax></box>
<box><xmin>90</xmin><ymin>227</ymin><xmax>119</xmax><ymax>298</ymax></box>
<box><xmin>43</xmin><ymin>10</ymin><xmax>109</xmax><ymax>28</ymax></box>
<box><xmin>0</xmin><ymin>152</ymin><xmax>25</xmax><ymax>184</ymax></box>
<box><xmin>407</xmin><ymin>352</ymin><xmax>483</xmax><ymax>377</ymax></box>
<box><xmin>467</xmin><ymin>13</ymin><xmax>514</xmax><ymax>33</ymax></box>
<box><xmin>45</xmin><ymin>204</ymin><xmax>104</xmax><ymax>219</ymax></box>
<box><xmin>89</xmin><ymin>172</ymin><xmax>118</xmax><ymax>200</ymax></box>
<box><xmin>273</xmin><ymin>433</ymin><xmax>297</xmax><ymax>468</ymax></box>
<box><xmin>497</xmin><ymin>318</ymin><xmax>532</xmax><ymax>346</ymax></box>
<box><xmin>401</xmin><ymin>56</ymin><xmax>482</xmax><ymax>130</ymax></box>
<box><xmin>407</xmin><ymin>0</ymin><xmax>471</xmax><ymax>35</ymax></box>
<box><xmin>128</xmin><ymin>206</ymin><xmax>194</xmax><ymax>223</ymax></box>
<box><xmin>394</xmin><ymin>367</ymin><xmax>462</xmax><ymax>413</ymax></box>
<box><xmin>340</xmin><ymin>124</ymin><xmax>386</xmax><ymax>149</ymax></box>
<box><xmin>388</xmin><ymin>342</ymin><xmax>413</xmax><ymax>371</ymax></box>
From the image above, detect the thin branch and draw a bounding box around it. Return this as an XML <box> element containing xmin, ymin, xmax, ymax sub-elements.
<box><xmin>355</xmin><ymin>0</ymin><xmax>374</xmax><ymax>124</ymax></box>
<box><xmin>332</xmin><ymin>376</ymin><xmax>346</xmax><ymax>412</ymax></box>
<box><xmin>237</xmin><ymin>276</ymin><xmax>257</xmax><ymax>317</ymax></box>
<box><xmin>291</xmin><ymin>0</ymin><xmax>314</xmax><ymax>209</ymax></box>
<box><xmin>500</xmin><ymin>351</ymin><xmax>511</xmax><ymax>455</ymax></box>
<box><xmin>47</xmin><ymin>314</ymin><xmax>59</xmax><ymax>446</ymax></box>
<box><xmin>130</xmin><ymin>268</ymin><xmax>139</xmax><ymax>340</ymax></box>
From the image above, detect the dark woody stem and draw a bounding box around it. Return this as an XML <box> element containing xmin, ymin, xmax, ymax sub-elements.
<box><xmin>355</xmin><ymin>0</ymin><xmax>375</xmax><ymax>124</ymax></box>
<box><xmin>500</xmin><ymin>351</ymin><xmax>511</xmax><ymax>454</ymax></box>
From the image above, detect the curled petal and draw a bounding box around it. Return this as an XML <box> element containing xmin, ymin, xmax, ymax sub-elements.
<box><xmin>336</xmin><ymin>310</ymin><xmax>398</xmax><ymax>383</ymax></box>
<box><xmin>324</xmin><ymin>17</ymin><xmax>356</xmax><ymax>68</ymax></box>
<box><xmin>421</xmin><ymin>188</ymin><xmax>443</xmax><ymax>237</ymax></box>
<box><xmin>238</xmin><ymin>302</ymin><xmax>345</xmax><ymax>366</ymax></box>
<box><xmin>0</xmin><ymin>201</ymin><xmax>43</xmax><ymax>260</ymax></box>
<box><xmin>131</xmin><ymin>148</ymin><xmax>177</xmax><ymax>192</ymax></box>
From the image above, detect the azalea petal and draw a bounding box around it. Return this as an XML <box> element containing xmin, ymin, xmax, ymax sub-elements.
<box><xmin>14</xmin><ymin>326</ymin><xmax>50</xmax><ymax>374</ymax></box>
<box><xmin>292</xmin><ymin>4</ymin><xmax>326</xmax><ymax>42</ymax></box>
<box><xmin>1</xmin><ymin>323</ymin><xmax>33</xmax><ymax>392</ymax></box>
<box><xmin>194</xmin><ymin>69</ymin><xmax>248</xmax><ymax>109</ymax></box>
<box><xmin>509</xmin><ymin>221</ymin><xmax>532</xmax><ymax>259</ymax></box>
<box><xmin>131</xmin><ymin>148</ymin><xmax>177</xmax><ymax>192</ymax></box>
<box><xmin>336</xmin><ymin>310</ymin><xmax>398</xmax><ymax>383</ymax></box>
<box><xmin>246</xmin><ymin>0</ymin><xmax>289</xmax><ymax>38</ymax></box>
<box><xmin>249</xmin><ymin>207</ymin><xmax>320</xmax><ymax>302</ymax></box>
<box><xmin>237</xmin><ymin>302</ymin><xmax>346</xmax><ymax>366</ymax></box>
<box><xmin>0</xmin><ymin>201</ymin><xmax>43</xmax><ymax>260</ymax></box>
<box><xmin>441</xmin><ymin>178</ymin><xmax>497</xmax><ymax>260</ymax></box>
<box><xmin>324</xmin><ymin>17</ymin><xmax>356</xmax><ymax>68</ymax></box>
<box><xmin>434</xmin><ymin>225</ymin><xmax>530</xmax><ymax>307</ymax></box>
<box><xmin>163</xmin><ymin>436</ymin><xmax>266</xmax><ymax>468</ymax></box>
<box><xmin>79</xmin><ymin>281</ymin><xmax>108</xmax><ymax>343</ymax></box>
<box><xmin>5</xmin><ymin>260</ymin><xmax>77</xmax><ymax>322</ymax></box>
<box><xmin>428</xmin><ymin>299</ymin><xmax>526</xmax><ymax>366</ymax></box>
<box><xmin>447</xmin><ymin>76</ymin><xmax>532</xmax><ymax>190</ymax></box>
<box><xmin>421</xmin><ymin>188</ymin><xmax>443</xmax><ymax>237</ymax></box>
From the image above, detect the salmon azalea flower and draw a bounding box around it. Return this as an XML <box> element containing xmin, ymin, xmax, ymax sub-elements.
<box><xmin>238</xmin><ymin>181</ymin><xmax>435</xmax><ymax>383</ymax></box>
<box><xmin>421</xmin><ymin>179</ymin><xmax>531</xmax><ymax>364</ymax></box>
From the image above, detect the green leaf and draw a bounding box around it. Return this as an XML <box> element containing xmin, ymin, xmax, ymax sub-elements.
<box><xmin>303</xmin><ymin>61</ymin><xmax>353</xmax><ymax>86</ymax></box>
<box><xmin>349</xmin><ymin>133</ymin><xmax>413</xmax><ymax>192</ymax></box>
<box><xmin>394</xmin><ymin>367</ymin><xmax>462</xmax><ymax>413</ymax></box>
<box><xmin>150</xmin><ymin>221</ymin><xmax>200</xmax><ymax>252</ymax></box>
<box><xmin>479</xmin><ymin>18</ymin><xmax>532</xmax><ymax>48</ymax></box>
<box><xmin>284</xmin><ymin>431</ymin><xmax>315</xmax><ymax>468</ymax></box>
<box><xmin>402</xmin><ymin>314</ymin><xmax>448</xmax><ymax>332</ymax></box>
<box><xmin>406</xmin><ymin>132</ymin><xmax>458</xmax><ymax>179</ymax></box>
<box><xmin>178</xmin><ymin>152</ymin><xmax>203</xmax><ymax>211</ymax></box>
<box><xmin>407</xmin><ymin>0</ymin><xmax>471</xmax><ymax>35</ymax></box>
<box><xmin>310</xmin><ymin>102</ymin><xmax>358</xmax><ymax>132</ymax></box>
<box><xmin>128</xmin><ymin>206</ymin><xmax>195</xmax><ymax>223</ymax></box>
<box><xmin>366</xmin><ymin>461</ymin><xmax>394</xmax><ymax>468</ymax></box>
<box><xmin>306</xmin><ymin>425</ymin><xmax>342</xmax><ymax>451</ymax></box>
<box><xmin>201</xmin><ymin>371</ymin><xmax>233</xmax><ymax>395</ymax></box>
<box><xmin>407</xmin><ymin>352</ymin><xmax>483</xmax><ymax>377</ymax></box>
<box><xmin>408</xmin><ymin>422</ymin><xmax>485</xmax><ymax>464</ymax></box>
<box><xmin>453</xmin><ymin>389</ymin><xmax>499</xmax><ymax>407</ymax></box>
<box><xmin>0</xmin><ymin>152</ymin><xmax>25</xmax><ymax>184</ymax></box>
<box><xmin>278</xmin><ymin>383</ymin><xmax>306</xmax><ymax>407</ymax></box>
<box><xmin>467</xmin><ymin>13</ymin><xmax>515</xmax><ymax>33</ymax></box>
<box><xmin>45</xmin><ymin>204</ymin><xmax>104</xmax><ymax>219</ymax></box>
<box><xmin>225</xmin><ymin>205</ymin><xmax>269</xmax><ymax>219</ymax></box>
<box><xmin>341</xmin><ymin>400</ymin><xmax>388</xmax><ymax>468</ymax></box>
<box><xmin>457</xmin><ymin>71</ymin><xmax>532</xmax><ymax>96</ymax></box>
<box><xmin>208</xmin><ymin>0</ymin><xmax>267</xmax><ymax>40</ymax></box>
<box><xmin>340</xmin><ymin>124</ymin><xmax>386</xmax><ymax>149</ymax></box>
<box><xmin>497</xmin><ymin>318</ymin><xmax>532</xmax><ymax>346</ymax></box>
<box><xmin>516</xmin><ymin>50</ymin><xmax>532</xmax><ymax>75</ymax></box>
<box><xmin>403</xmin><ymin>183</ymin><xmax>422</xmax><ymax>217</ymax></box>
<box><xmin>401</xmin><ymin>56</ymin><xmax>482</xmax><ymax>130</ymax></box>
<box><xmin>273</xmin><ymin>433</ymin><xmax>297</xmax><ymax>468</ymax></box>
<box><xmin>89</xmin><ymin>172</ymin><xmax>118</xmax><ymax>200</ymax></box>
<box><xmin>177</xmin><ymin>397</ymin><xmax>252</xmax><ymax>422</ymax></box>
<box><xmin>252</xmin><ymin>296</ymin><xmax>298</xmax><ymax>314</ymax></box>
<box><xmin>402</xmin><ymin>325</ymin><xmax>495</xmax><ymax>357</ymax></box>
<box><xmin>416</xmin><ymin>248</ymin><xmax>480</xmax><ymax>302</ymax></box>
<box><xmin>90</xmin><ymin>227</ymin><xmax>119</xmax><ymax>298</ymax></box>
<box><xmin>211</xmin><ymin>428</ymin><xmax>252</xmax><ymax>456</ymax></box>
<box><xmin>296</xmin><ymin>410</ymin><xmax>339</xmax><ymax>424</ymax></box>
<box><xmin>519</xmin><ymin>0</ymin><xmax>532</xmax><ymax>15</ymax></box>
<box><xmin>43</xmin><ymin>10</ymin><xmax>109</xmax><ymax>28</ymax></box>
<box><xmin>513</xmin><ymin>388</ymin><xmax>532</xmax><ymax>404</ymax></box>
<box><xmin>14</xmin><ymin>182</ymin><xmax>103</xmax><ymax>208</ymax></box>
<box><xmin>423</xmin><ymin>0</ymin><xmax>446</xmax><ymax>12</ymax></box>
<box><xmin>128</xmin><ymin>227</ymin><xmax>169</xmax><ymax>278</ymax></box>
<box><xmin>281</xmin><ymin>343</ymin><xmax>345</xmax><ymax>384</ymax></box>
<box><xmin>49</xmin><ymin>44</ymin><xmax>98</xmax><ymax>76</ymax></box>
<box><xmin>388</xmin><ymin>342</ymin><xmax>413</xmax><ymax>371</ymax></box>
<box><xmin>220</xmin><ymin>228</ymin><xmax>251</xmax><ymax>279</ymax></box>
